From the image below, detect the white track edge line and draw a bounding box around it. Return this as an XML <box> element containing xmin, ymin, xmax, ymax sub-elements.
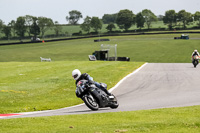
<box><xmin>109</xmin><ymin>62</ymin><xmax>148</xmax><ymax>92</ymax></box>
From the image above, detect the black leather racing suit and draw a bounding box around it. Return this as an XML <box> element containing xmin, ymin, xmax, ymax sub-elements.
<box><xmin>75</xmin><ymin>73</ymin><xmax>111</xmax><ymax>96</ymax></box>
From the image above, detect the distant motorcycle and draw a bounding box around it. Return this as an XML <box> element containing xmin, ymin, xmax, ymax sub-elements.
<box><xmin>75</xmin><ymin>80</ymin><xmax>119</xmax><ymax>110</ymax></box>
<box><xmin>192</xmin><ymin>55</ymin><xmax>199</xmax><ymax>68</ymax></box>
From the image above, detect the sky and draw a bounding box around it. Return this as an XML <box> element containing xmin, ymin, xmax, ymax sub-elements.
<box><xmin>0</xmin><ymin>0</ymin><xmax>200</xmax><ymax>24</ymax></box>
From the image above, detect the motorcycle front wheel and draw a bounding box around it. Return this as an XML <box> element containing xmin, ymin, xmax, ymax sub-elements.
<box><xmin>110</xmin><ymin>95</ymin><xmax>119</xmax><ymax>109</ymax></box>
<box><xmin>83</xmin><ymin>95</ymin><xmax>99</xmax><ymax>111</ymax></box>
<box><xmin>194</xmin><ymin>62</ymin><xmax>197</xmax><ymax>68</ymax></box>
<box><xmin>193</xmin><ymin>60</ymin><xmax>199</xmax><ymax>68</ymax></box>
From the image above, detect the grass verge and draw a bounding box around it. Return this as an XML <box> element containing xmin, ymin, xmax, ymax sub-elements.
<box><xmin>0</xmin><ymin>105</ymin><xmax>200</xmax><ymax>132</ymax></box>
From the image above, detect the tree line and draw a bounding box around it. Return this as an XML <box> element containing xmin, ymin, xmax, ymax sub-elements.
<box><xmin>0</xmin><ymin>9</ymin><xmax>200</xmax><ymax>40</ymax></box>
<box><xmin>0</xmin><ymin>15</ymin><xmax>62</xmax><ymax>40</ymax></box>
<box><xmin>64</xmin><ymin>9</ymin><xmax>200</xmax><ymax>33</ymax></box>
<box><xmin>82</xmin><ymin>9</ymin><xmax>200</xmax><ymax>33</ymax></box>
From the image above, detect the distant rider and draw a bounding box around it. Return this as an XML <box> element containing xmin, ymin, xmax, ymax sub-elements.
<box><xmin>191</xmin><ymin>50</ymin><xmax>200</xmax><ymax>62</ymax></box>
<box><xmin>72</xmin><ymin>69</ymin><xmax>114</xmax><ymax>99</ymax></box>
<box><xmin>192</xmin><ymin>50</ymin><xmax>200</xmax><ymax>57</ymax></box>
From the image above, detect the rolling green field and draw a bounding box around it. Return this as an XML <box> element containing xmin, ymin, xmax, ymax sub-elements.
<box><xmin>1</xmin><ymin>34</ymin><xmax>200</xmax><ymax>132</ymax></box>
<box><xmin>1</xmin><ymin>34</ymin><xmax>200</xmax><ymax>63</ymax></box>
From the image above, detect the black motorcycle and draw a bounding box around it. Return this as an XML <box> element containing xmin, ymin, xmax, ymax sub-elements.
<box><xmin>75</xmin><ymin>80</ymin><xmax>119</xmax><ymax>110</ymax></box>
<box><xmin>192</xmin><ymin>55</ymin><xmax>199</xmax><ymax>68</ymax></box>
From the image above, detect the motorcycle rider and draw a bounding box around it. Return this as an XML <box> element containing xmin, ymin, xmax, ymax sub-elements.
<box><xmin>192</xmin><ymin>49</ymin><xmax>200</xmax><ymax>57</ymax></box>
<box><xmin>72</xmin><ymin>69</ymin><xmax>114</xmax><ymax>99</ymax></box>
<box><xmin>191</xmin><ymin>49</ymin><xmax>200</xmax><ymax>63</ymax></box>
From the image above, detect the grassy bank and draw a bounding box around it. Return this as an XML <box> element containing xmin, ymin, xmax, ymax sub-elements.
<box><xmin>0</xmin><ymin>105</ymin><xmax>200</xmax><ymax>132</ymax></box>
<box><xmin>0</xmin><ymin>61</ymin><xmax>144</xmax><ymax>113</ymax></box>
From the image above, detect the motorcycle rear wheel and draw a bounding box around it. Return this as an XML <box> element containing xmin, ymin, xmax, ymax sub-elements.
<box><xmin>193</xmin><ymin>60</ymin><xmax>198</xmax><ymax>68</ymax></box>
<box><xmin>194</xmin><ymin>63</ymin><xmax>197</xmax><ymax>68</ymax></box>
<box><xmin>83</xmin><ymin>95</ymin><xmax>99</xmax><ymax>111</ymax></box>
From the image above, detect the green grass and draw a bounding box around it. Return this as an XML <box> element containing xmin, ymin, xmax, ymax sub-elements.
<box><xmin>115</xmin><ymin>34</ymin><xmax>200</xmax><ymax>63</ymax></box>
<box><xmin>1</xmin><ymin>34</ymin><xmax>200</xmax><ymax>63</ymax></box>
<box><xmin>1</xmin><ymin>34</ymin><xmax>200</xmax><ymax>132</ymax></box>
<box><xmin>0</xmin><ymin>61</ymin><xmax>144</xmax><ymax>113</ymax></box>
<box><xmin>0</xmin><ymin>106</ymin><xmax>200</xmax><ymax>133</ymax></box>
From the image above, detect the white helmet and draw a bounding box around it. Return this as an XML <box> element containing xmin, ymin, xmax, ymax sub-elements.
<box><xmin>72</xmin><ymin>69</ymin><xmax>81</xmax><ymax>80</ymax></box>
<box><xmin>194</xmin><ymin>49</ymin><xmax>198</xmax><ymax>52</ymax></box>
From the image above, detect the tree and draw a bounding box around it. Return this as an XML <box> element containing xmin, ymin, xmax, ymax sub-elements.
<box><xmin>38</xmin><ymin>17</ymin><xmax>54</xmax><ymax>38</ymax></box>
<box><xmin>80</xmin><ymin>16</ymin><xmax>91</xmax><ymax>34</ymax></box>
<box><xmin>0</xmin><ymin>19</ymin><xmax>3</xmax><ymax>29</ymax></box>
<box><xmin>102</xmin><ymin>13</ymin><xmax>117</xmax><ymax>24</ymax></box>
<box><xmin>30</xmin><ymin>18</ymin><xmax>40</xmax><ymax>40</ymax></box>
<box><xmin>157</xmin><ymin>15</ymin><xmax>164</xmax><ymax>21</ymax></box>
<box><xmin>106</xmin><ymin>23</ymin><xmax>116</xmax><ymax>32</ymax></box>
<box><xmin>8</xmin><ymin>20</ymin><xmax>16</xmax><ymax>37</ymax></box>
<box><xmin>116</xmin><ymin>9</ymin><xmax>135</xmax><ymax>31</ymax></box>
<box><xmin>90</xmin><ymin>17</ymin><xmax>102</xmax><ymax>32</ymax></box>
<box><xmin>135</xmin><ymin>12</ymin><xmax>145</xmax><ymax>30</ymax></box>
<box><xmin>163</xmin><ymin>10</ymin><xmax>177</xmax><ymax>30</ymax></box>
<box><xmin>14</xmin><ymin>16</ymin><xmax>26</xmax><ymax>39</ymax></box>
<box><xmin>54</xmin><ymin>21</ymin><xmax>62</xmax><ymax>36</ymax></box>
<box><xmin>142</xmin><ymin>9</ymin><xmax>157</xmax><ymax>30</ymax></box>
<box><xmin>66</xmin><ymin>10</ymin><xmax>83</xmax><ymax>25</ymax></box>
<box><xmin>194</xmin><ymin>11</ymin><xmax>200</xmax><ymax>27</ymax></box>
<box><xmin>177</xmin><ymin>10</ymin><xmax>193</xmax><ymax>29</ymax></box>
<box><xmin>25</xmin><ymin>15</ymin><xmax>36</xmax><ymax>37</ymax></box>
<box><xmin>0</xmin><ymin>19</ymin><xmax>4</xmax><ymax>37</ymax></box>
<box><xmin>2</xmin><ymin>25</ymin><xmax>11</xmax><ymax>39</ymax></box>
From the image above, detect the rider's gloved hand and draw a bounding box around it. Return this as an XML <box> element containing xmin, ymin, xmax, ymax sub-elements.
<box><xmin>89</xmin><ymin>80</ymin><xmax>94</xmax><ymax>84</ymax></box>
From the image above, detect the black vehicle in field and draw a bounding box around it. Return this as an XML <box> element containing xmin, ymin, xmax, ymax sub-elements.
<box><xmin>75</xmin><ymin>80</ymin><xmax>119</xmax><ymax>110</ymax></box>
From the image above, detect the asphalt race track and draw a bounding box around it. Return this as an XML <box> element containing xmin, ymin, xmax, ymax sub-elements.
<box><xmin>1</xmin><ymin>63</ymin><xmax>200</xmax><ymax>119</ymax></box>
